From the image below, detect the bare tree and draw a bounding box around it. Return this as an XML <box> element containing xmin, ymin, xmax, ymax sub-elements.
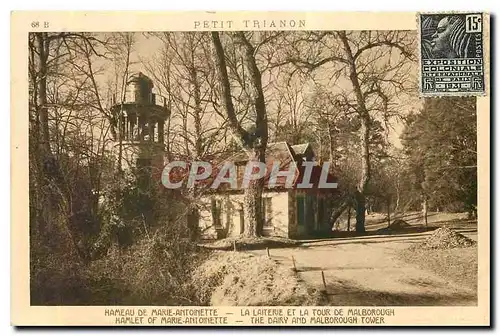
<box><xmin>143</xmin><ymin>32</ymin><xmax>232</xmax><ymax>240</ymax></box>
<box><xmin>274</xmin><ymin>30</ymin><xmax>416</xmax><ymax>232</ymax></box>
<box><xmin>29</xmin><ymin>32</ymin><xmax>120</xmax><ymax>267</ymax></box>
<box><xmin>211</xmin><ymin>32</ymin><xmax>269</xmax><ymax>237</ymax></box>
<box><xmin>269</xmin><ymin>74</ymin><xmax>313</xmax><ymax>144</ymax></box>
<box><xmin>144</xmin><ymin>32</ymin><xmax>228</xmax><ymax>160</ymax></box>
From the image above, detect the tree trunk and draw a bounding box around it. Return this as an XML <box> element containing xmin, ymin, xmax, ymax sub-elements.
<box><xmin>243</xmin><ymin>181</ymin><xmax>261</xmax><ymax>237</ymax></box>
<box><xmin>338</xmin><ymin>31</ymin><xmax>371</xmax><ymax>233</ymax></box>
<box><xmin>354</xmin><ymin>190</ymin><xmax>366</xmax><ymax>233</ymax></box>
<box><xmin>327</xmin><ymin>122</ymin><xmax>336</xmax><ymax>164</ymax></box>
<box><xmin>394</xmin><ymin>181</ymin><xmax>401</xmax><ymax>213</ymax></box>
<box><xmin>191</xmin><ymin>68</ymin><xmax>204</xmax><ymax>157</ymax></box>
<box><xmin>165</xmin><ymin>108</ymin><xmax>172</xmax><ymax>161</ymax></box>
<box><xmin>347</xmin><ymin>206</ymin><xmax>351</xmax><ymax>232</ymax></box>
<box><xmin>211</xmin><ymin>32</ymin><xmax>268</xmax><ymax>237</ymax></box>
<box><xmin>355</xmin><ymin>116</ymin><xmax>371</xmax><ymax>233</ymax></box>
<box><xmin>243</xmin><ymin>149</ymin><xmax>266</xmax><ymax>237</ymax></box>
<box><xmin>117</xmin><ymin>118</ymin><xmax>124</xmax><ymax>173</ymax></box>
<box><xmin>387</xmin><ymin>196</ymin><xmax>391</xmax><ymax>227</ymax></box>
<box><xmin>35</xmin><ymin>33</ymin><xmax>51</xmax><ymax>156</ymax></box>
<box><xmin>186</xmin><ymin>208</ymin><xmax>200</xmax><ymax>241</ymax></box>
<box><xmin>422</xmin><ymin>196</ymin><xmax>428</xmax><ymax>227</ymax></box>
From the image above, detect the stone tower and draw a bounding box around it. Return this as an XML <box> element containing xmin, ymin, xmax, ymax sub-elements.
<box><xmin>110</xmin><ymin>72</ymin><xmax>170</xmax><ymax>180</ymax></box>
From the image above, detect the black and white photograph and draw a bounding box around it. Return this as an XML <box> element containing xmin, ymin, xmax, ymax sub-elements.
<box><xmin>11</xmin><ymin>11</ymin><xmax>490</xmax><ymax>326</ymax></box>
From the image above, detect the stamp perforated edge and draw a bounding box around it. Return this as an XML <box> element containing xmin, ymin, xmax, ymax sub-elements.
<box><xmin>416</xmin><ymin>11</ymin><xmax>489</xmax><ymax>98</ymax></box>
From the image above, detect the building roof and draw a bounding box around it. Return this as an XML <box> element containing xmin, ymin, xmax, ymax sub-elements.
<box><xmin>128</xmin><ymin>72</ymin><xmax>154</xmax><ymax>86</ymax></box>
<box><xmin>197</xmin><ymin>142</ymin><xmax>337</xmax><ymax>193</ymax></box>
<box><xmin>231</xmin><ymin>142</ymin><xmax>295</xmax><ymax>163</ymax></box>
<box><xmin>291</xmin><ymin>143</ymin><xmax>310</xmax><ymax>156</ymax></box>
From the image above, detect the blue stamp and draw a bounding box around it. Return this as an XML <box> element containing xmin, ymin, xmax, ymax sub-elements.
<box><xmin>419</xmin><ymin>13</ymin><xmax>485</xmax><ymax>96</ymax></box>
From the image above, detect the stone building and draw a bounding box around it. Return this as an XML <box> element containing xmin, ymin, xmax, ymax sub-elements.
<box><xmin>198</xmin><ymin>142</ymin><xmax>338</xmax><ymax>239</ymax></box>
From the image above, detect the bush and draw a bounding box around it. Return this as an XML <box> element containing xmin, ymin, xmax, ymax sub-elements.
<box><xmin>30</xmin><ymin>160</ymin><xmax>208</xmax><ymax>305</ymax></box>
<box><xmin>88</xmin><ymin>229</ymin><xmax>207</xmax><ymax>305</ymax></box>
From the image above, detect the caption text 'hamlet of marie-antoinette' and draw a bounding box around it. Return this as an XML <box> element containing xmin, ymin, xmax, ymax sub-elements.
<box><xmin>105</xmin><ymin>307</ymin><xmax>394</xmax><ymax>326</ymax></box>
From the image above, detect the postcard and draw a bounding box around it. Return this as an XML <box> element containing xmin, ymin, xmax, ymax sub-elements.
<box><xmin>11</xmin><ymin>11</ymin><xmax>490</xmax><ymax>326</ymax></box>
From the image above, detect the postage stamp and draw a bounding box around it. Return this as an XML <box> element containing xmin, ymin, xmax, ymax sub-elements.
<box><xmin>11</xmin><ymin>11</ymin><xmax>490</xmax><ymax>327</ymax></box>
<box><xmin>419</xmin><ymin>12</ymin><xmax>486</xmax><ymax>96</ymax></box>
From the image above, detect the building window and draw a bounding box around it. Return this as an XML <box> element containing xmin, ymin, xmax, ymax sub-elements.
<box><xmin>297</xmin><ymin>195</ymin><xmax>305</xmax><ymax>227</ymax></box>
<box><xmin>211</xmin><ymin>198</ymin><xmax>222</xmax><ymax>229</ymax></box>
<box><xmin>262</xmin><ymin>197</ymin><xmax>272</xmax><ymax>227</ymax></box>
<box><xmin>238</xmin><ymin>204</ymin><xmax>244</xmax><ymax>234</ymax></box>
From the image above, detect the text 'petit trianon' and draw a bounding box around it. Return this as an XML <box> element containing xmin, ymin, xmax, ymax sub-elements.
<box><xmin>193</xmin><ymin>19</ymin><xmax>306</xmax><ymax>30</ymax></box>
<box><xmin>161</xmin><ymin>161</ymin><xmax>338</xmax><ymax>190</ymax></box>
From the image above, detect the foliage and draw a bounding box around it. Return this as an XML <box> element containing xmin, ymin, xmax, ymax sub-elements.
<box><xmin>401</xmin><ymin>97</ymin><xmax>477</xmax><ymax>215</ymax></box>
<box><xmin>88</xmin><ymin>228</ymin><xmax>208</xmax><ymax>305</ymax></box>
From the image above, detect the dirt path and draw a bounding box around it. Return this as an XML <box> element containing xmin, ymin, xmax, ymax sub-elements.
<box><xmin>251</xmin><ymin>230</ymin><xmax>477</xmax><ymax>306</ymax></box>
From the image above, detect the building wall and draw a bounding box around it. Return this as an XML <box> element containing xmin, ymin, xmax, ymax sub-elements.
<box><xmin>199</xmin><ymin>191</ymin><xmax>334</xmax><ymax>240</ymax></box>
<box><xmin>199</xmin><ymin>191</ymin><xmax>290</xmax><ymax>239</ymax></box>
<box><xmin>288</xmin><ymin>190</ymin><xmax>311</xmax><ymax>238</ymax></box>
<box><xmin>198</xmin><ymin>196</ymin><xmax>219</xmax><ymax>239</ymax></box>
<box><xmin>316</xmin><ymin>194</ymin><xmax>331</xmax><ymax>233</ymax></box>
<box><xmin>288</xmin><ymin>191</ymin><xmax>333</xmax><ymax>238</ymax></box>
<box><xmin>262</xmin><ymin>191</ymin><xmax>289</xmax><ymax>237</ymax></box>
<box><xmin>114</xmin><ymin>142</ymin><xmax>165</xmax><ymax>179</ymax></box>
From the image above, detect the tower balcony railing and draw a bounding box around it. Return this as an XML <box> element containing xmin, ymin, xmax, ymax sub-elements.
<box><xmin>109</xmin><ymin>92</ymin><xmax>170</xmax><ymax>108</ymax></box>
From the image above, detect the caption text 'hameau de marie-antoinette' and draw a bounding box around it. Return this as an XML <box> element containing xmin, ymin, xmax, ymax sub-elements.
<box><xmin>194</xmin><ymin>19</ymin><xmax>307</xmax><ymax>29</ymax></box>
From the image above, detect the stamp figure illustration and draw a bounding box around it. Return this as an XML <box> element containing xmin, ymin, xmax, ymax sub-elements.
<box><xmin>420</xmin><ymin>13</ymin><xmax>485</xmax><ymax>96</ymax></box>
